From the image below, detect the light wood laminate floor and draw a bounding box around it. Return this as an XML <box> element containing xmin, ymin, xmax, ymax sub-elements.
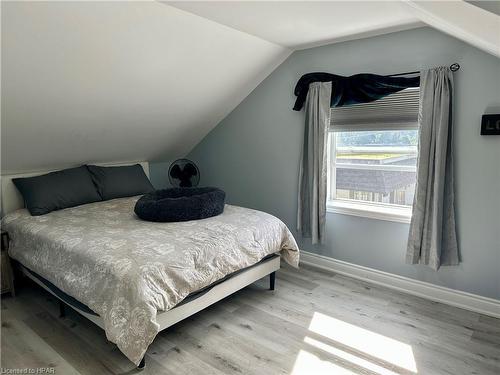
<box><xmin>1</xmin><ymin>264</ymin><xmax>499</xmax><ymax>375</ymax></box>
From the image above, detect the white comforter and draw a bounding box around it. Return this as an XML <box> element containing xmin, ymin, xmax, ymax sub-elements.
<box><xmin>2</xmin><ymin>197</ymin><xmax>299</xmax><ymax>365</ymax></box>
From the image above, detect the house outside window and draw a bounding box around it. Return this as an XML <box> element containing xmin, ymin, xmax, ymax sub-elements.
<box><xmin>327</xmin><ymin>88</ymin><xmax>419</xmax><ymax>223</ymax></box>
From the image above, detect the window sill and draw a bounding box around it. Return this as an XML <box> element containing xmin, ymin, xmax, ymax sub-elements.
<box><xmin>326</xmin><ymin>200</ymin><xmax>412</xmax><ymax>224</ymax></box>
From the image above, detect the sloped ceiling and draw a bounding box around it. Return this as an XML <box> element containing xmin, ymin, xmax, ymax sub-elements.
<box><xmin>1</xmin><ymin>1</ymin><xmax>290</xmax><ymax>173</ymax></box>
<box><xmin>405</xmin><ymin>1</ymin><xmax>500</xmax><ymax>59</ymax></box>
<box><xmin>169</xmin><ymin>1</ymin><xmax>500</xmax><ymax>58</ymax></box>
<box><xmin>167</xmin><ymin>1</ymin><xmax>424</xmax><ymax>49</ymax></box>
<box><xmin>2</xmin><ymin>1</ymin><xmax>498</xmax><ymax>173</ymax></box>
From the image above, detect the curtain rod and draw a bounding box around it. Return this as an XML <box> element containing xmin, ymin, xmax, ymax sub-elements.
<box><xmin>388</xmin><ymin>63</ymin><xmax>460</xmax><ymax>77</ymax></box>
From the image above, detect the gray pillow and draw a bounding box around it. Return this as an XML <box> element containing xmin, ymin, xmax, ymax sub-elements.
<box><xmin>13</xmin><ymin>166</ymin><xmax>102</xmax><ymax>216</ymax></box>
<box><xmin>86</xmin><ymin>164</ymin><xmax>154</xmax><ymax>200</ymax></box>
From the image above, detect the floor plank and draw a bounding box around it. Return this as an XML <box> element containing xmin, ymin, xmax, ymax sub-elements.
<box><xmin>1</xmin><ymin>266</ymin><xmax>499</xmax><ymax>374</ymax></box>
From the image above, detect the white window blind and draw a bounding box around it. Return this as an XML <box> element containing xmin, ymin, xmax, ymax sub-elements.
<box><xmin>330</xmin><ymin>87</ymin><xmax>420</xmax><ymax>131</ymax></box>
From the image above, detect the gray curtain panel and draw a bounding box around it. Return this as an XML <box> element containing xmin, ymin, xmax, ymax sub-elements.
<box><xmin>297</xmin><ymin>81</ymin><xmax>332</xmax><ymax>244</ymax></box>
<box><xmin>406</xmin><ymin>67</ymin><xmax>459</xmax><ymax>270</ymax></box>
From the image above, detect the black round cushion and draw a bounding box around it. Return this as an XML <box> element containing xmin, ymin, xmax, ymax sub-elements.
<box><xmin>134</xmin><ymin>187</ymin><xmax>226</xmax><ymax>222</ymax></box>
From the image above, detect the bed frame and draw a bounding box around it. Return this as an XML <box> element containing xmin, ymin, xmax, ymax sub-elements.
<box><xmin>1</xmin><ymin>161</ymin><xmax>280</xmax><ymax>369</ymax></box>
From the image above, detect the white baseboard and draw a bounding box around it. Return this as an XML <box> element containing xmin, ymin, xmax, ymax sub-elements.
<box><xmin>300</xmin><ymin>251</ymin><xmax>500</xmax><ymax>319</ymax></box>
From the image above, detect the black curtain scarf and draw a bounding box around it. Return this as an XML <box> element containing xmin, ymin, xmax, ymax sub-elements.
<box><xmin>293</xmin><ymin>72</ymin><xmax>420</xmax><ymax>111</ymax></box>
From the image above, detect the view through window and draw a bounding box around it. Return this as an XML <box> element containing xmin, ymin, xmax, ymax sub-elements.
<box><xmin>329</xmin><ymin>130</ymin><xmax>418</xmax><ymax>208</ymax></box>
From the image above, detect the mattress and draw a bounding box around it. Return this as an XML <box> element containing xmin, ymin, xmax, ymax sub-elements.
<box><xmin>2</xmin><ymin>196</ymin><xmax>299</xmax><ymax>365</ymax></box>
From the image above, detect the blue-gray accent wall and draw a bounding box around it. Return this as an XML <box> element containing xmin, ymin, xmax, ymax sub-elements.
<box><xmin>151</xmin><ymin>27</ymin><xmax>500</xmax><ymax>299</ymax></box>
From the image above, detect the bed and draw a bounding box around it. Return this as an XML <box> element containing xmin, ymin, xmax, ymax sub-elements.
<box><xmin>0</xmin><ymin>162</ymin><xmax>300</xmax><ymax>368</ymax></box>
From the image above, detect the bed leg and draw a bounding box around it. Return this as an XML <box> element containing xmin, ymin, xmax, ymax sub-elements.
<box><xmin>59</xmin><ymin>300</ymin><xmax>66</xmax><ymax>318</ymax></box>
<box><xmin>269</xmin><ymin>271</ymin><xmax>276</xmax><ymax>291</ymax></box>
<box><xmin>137</xmin><ymin>356</ymin><xmax>146</xmax><ymax>370</ymax></box>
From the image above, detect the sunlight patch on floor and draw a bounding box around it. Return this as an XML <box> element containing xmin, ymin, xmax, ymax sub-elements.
<box><xmin>304</xmin><ymin>336</ymin><xmax>403</xmax><ymax>375</ymax></box>
<box><xmin>291</xmin><ymin>349</ymin><xmax>358</xmax><ymax>375</ymax></box>
<box><xmin>304</xmin><ymin>312</ymin><xmax>417</xmax><ymax>373</ymax></box>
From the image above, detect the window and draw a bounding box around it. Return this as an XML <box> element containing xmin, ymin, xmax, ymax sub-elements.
<box><xmin>327</xmin><ymin>88</ymin><xmax>419</xmax><ymax>223</ymax></box>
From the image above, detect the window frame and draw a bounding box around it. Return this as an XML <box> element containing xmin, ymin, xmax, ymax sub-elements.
<box><xmin>326</xmin><ymin>131</ymin><xmax>414</xmax><ymax>224</ymax></box>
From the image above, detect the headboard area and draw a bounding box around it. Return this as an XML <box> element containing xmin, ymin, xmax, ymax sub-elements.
<box><xmin>1</xmin><ymin>161</ymin><xmax>150</xmax><ymax>216</ymax></box>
